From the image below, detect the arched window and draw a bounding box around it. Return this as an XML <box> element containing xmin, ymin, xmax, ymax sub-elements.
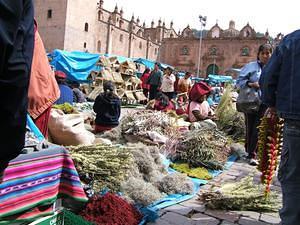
<box><xmin>83</xmin><ymin>42</ymin><xmax>87</xmax><ymax>48</ymax></box>
<box><xmin>119</xmin><ymin>34</ymin><xmax>123</xmax><ymax>42</ymax></box>
<box><xmin>241</xmin><ymin>47</ymin><xmax>250</xmax><ymax>56</ymax></box>
<box><xmin>154</xmin><ymin>48</ymin><xmax>158</xmax><ymax>55</ymax></box>
<box><xmin>181</xmin><ymin>46</ymin><xmax>189</xmax><ymax>55</ymax></box>
<box><xmin>139</xmin><ymin>42</ymin><xmax>142</xmax><ymax>49</ymax></box>
<box><xmin>97</xmin><ymin>40</ymin><xmax>101</xmax><ymax>52</ymax></box>
<box><xmin>206</xmin><ymin>64</ymin><xmax>219</xmax><ymax>75</ymax></box>
<box><xmin>84</xmin><ymin>23</ymin><xmax>89</xmax><ymax>32</ymax></box>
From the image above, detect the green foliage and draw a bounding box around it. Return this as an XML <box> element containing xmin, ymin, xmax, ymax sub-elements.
<box><xmin>200</xmin><ymin>176</ymin><xmax>282</xmax><ymax>212</ymax></box>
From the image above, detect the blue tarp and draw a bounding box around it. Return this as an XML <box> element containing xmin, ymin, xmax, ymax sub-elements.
<box><xmin>134</xmin><ymin>58</ymin><xmax>156</xmax><ymax>70</ymax></box>
<box><xmin>50</xmin><ymin>49</ymin><xmax>101</xmax><ymax>82</ymax></box>
<box><xmin>104</xmin><ymin>54</ymin><xmax>133</xmax><ymax>63</ymax></box>
<box><xmin>27</xmin><ymin>115</ymin><xmax>44</xmax><ymax>141</ymax></box>
<box><xmin>208</xmin><ymin>74</ymin><xmax>233</xmax><ymax>84</ymax></box>
<box><xmin>134</xmin><ymin>58</ymin><xmax>174</xmax><ymax>70</ymax></box>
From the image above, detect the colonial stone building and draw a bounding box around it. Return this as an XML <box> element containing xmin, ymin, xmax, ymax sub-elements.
<box><xmin>159</xmin><ymin>21</ymin><xmax>270</xmax><ymax>77</ymax></box>
<box><xmin>33</xmin><ymin>0</ymin><xmax>177</xmax><ymax>61</ymax></box>
<box><xmin>34</xmin><ymin>0</ymin><xmax>271</xmax><ymax>77</ymax></box>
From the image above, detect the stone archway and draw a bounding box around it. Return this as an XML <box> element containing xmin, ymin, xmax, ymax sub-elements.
<box><xmin>206</xmin><ymin>64</ymin><xmax>219</xmax><ymax>75</ymax></box>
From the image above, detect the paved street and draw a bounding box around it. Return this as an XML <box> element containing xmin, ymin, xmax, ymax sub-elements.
<box><xmin>149</xmin><ymin>159</ymin><xmax>281</xmax><ymax>225</ymax></box>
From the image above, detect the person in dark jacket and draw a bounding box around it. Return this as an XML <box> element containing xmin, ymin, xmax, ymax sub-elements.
<box><xmin>261</xmin><ymin>30</ymin><xmax>300</xmax><ymax>225</ymax></box>
<box><xmin>54</xmin><ymin>71</ymin><xmax>74</xmax><ymax>105</ymax></box>
<box><xmin>0</xmin><ymin>0</ymin><xmax>34</xmax><ymax>169</ymax></box>
<box><xmin>71</xmin><ymin>81</ymin><xmax>86</xmax><ymax>103</ymax></box>
<box><xmin>93</xmin><ymin>81</ymin><xmax>121</xmax><ymax>133</ymax></box>
<box><xmin>147</xmin><ymin>63</ymin><xmax>163</xmax><ymax>100</ymax></box>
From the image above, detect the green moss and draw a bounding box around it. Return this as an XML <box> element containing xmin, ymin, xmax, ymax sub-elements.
<box><xmin>170</xmin><ymin>163</ymin><xmax>212</xmax><ymax>180</ymax></box>
<box><xmin>53</xmin><ymin>103</ymin><xmax>75</xmax><ymax>114</ymax></box>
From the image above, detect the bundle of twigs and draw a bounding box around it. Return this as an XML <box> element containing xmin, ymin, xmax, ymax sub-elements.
<box><xmin>68</xmin><ymin>145</ymin><xmax>133</xmax><ymax>192</ymax></box>
<box><xmin>121</xmin><ymin>143</ymin><xmax>194</xmax><ymax>206</ymax></box>
<box><xmin>173</xmin><ymin>128</ymin><xmax>231</xmax><ymax>170</ymax></box>
<box><xmin>120</xmin><ymin>110</ymin><xmax>177</xmax><ymax>137</ymax></box>
<box><xmin>199</xmin><ymin>176</ymin><xmax>281</xmax><ymax>212</ymax></box>
<box><xmin>216</xmin><ymin>86</ymin><xmax>245</xmax><ymax>141</ymax></box>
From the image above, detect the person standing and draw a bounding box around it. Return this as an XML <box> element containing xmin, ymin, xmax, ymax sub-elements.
<box><xmin>260</xmin><ymin>30</ymin><xmax>300</xmax><ymax>225</ymax></box>
<box><xmin>161</xmin><ymin>67</ymin><xmax>176</xmax><ymax>100</ymax></box>
<box><xmin>0</xmin><ymin>0</ymin><xmax>34</xmax><ymax>168</ymax></box>
<box><xmin>147</xmin><ymin>63</ymin><xmax>163</xmax><ymax>100</ymax></box>
<box><xmin>177</xmin><ymin>71</ymin><xmax>192</xmax><ymax>103</ymax></box>
<box><xmin>178</xmin><ymin>71</ymin><xmax>192</xmax><ymax>94</ymax></box>
<box><xmin>140</xmin><ymin>68</ymin><xmax>151</xmax><ymax>99</ymax></box>
<box><xmin>236</xmin><ymin>44</ymin><xmax>272</xmax><ymax>166</ymax></box>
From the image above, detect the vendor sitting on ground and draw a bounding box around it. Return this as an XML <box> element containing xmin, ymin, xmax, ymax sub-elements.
<box><xmin>70</xmin><ymin>81</ymin><xmax>86</xmax><ymax>103</ymax></box>
<box><xmin>147</xmin><ymin>92</ymin><xmax>175</xmax><ymax>112</ymax></box>
<box><xmin>154</xmin><ymin>92</ymin><xmax>175</xmax><ymax>112</ymax></box>
<box><xmin>93</xmin><ymin>81</ymin><xmax>121</xmax><ymax>133</ymax></box>
<box><xmin>55</xmin><ymin>71</ymin><xmax>73</xmax><ymax>105</ymax></box>
<box><xmin>188</xmin><ymin>94</ymin><xmax>215</xmax><ymax>122</ymax></box>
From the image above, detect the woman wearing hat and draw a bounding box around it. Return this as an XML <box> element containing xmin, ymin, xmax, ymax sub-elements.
<box><xmin>55</xmin><ymin>71</ymin><xmax>74</xmax><ymax>105</ymax></box>
<box><xmin>188</xmin><ymin>82</ymin><xmax>215</xmax><ymax>123</ymax></box>
<box><xmin>93</xmin><ymin>81</ymin><xmax>121</xmax><ymax>133</ymax></box>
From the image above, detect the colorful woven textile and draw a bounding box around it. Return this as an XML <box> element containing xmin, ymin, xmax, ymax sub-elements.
<box><xmin>0</xmin><ymin>146</ymin><xmax>87</xmax><ymax>223</ymax></box>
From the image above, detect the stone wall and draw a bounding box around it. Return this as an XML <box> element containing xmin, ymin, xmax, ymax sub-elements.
<box><xmin>34</xmin><ymin>0</ymin><xmax>68</xmax><ymax>52</ymax></box>
<box><xmin>160</xmin><ymin>37</ymin><xmax>266</xmax><ymax>77</ymax></box>
<box><xmin>64</xmin><ymin>0</ymin><xmax>99</xmax><ymax>52</ymax></box>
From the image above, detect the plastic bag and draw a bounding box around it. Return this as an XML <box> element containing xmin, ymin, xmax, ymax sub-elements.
<box><xmin>236</xmin><ymin>86</ymin><xmax>261</xmax><ymax>113</ymax></box>
<box><xmin>48</xmin><ymin>109</ymin><xmax>95</xmax><ymax>146</ymax></box>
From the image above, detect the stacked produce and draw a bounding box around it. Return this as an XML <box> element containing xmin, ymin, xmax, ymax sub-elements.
<box><xmin>170</xmin><ymin>128</ymin><xmax>231</xmax><ymax>170</ymax></box>
<box><xmin>215</xmin><ymin>86</ymin><xmax>245</xmax><ymax>141</ymax></box>
<box><xmin>80</xmin><ymin>192</ymin><xmax>142</xmax><ymax>225</ymax></box>
<box><xmin>68</xmin><ymin>145</ymin><xmax>133</xmax><ymax>192</ymax></box>
<box><xmin>199</xmin><ymin>176</ymin><xmax>281</xmax><ymax>212</ymax></box>
<box><xmin>121</xmin><ymin>143</ymin><xmax>194</xmax><ymax>206</ymax></box>
<box><xmin>257</xmin><ymin>114</ymin><xmax>284</xmax><ymax>196</ymax></box>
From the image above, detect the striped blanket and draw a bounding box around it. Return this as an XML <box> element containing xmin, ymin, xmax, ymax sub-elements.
<box><xmin>0</xmin><ymin>146</ymin><xmax>87</xmax><ymax>224</ymax></box>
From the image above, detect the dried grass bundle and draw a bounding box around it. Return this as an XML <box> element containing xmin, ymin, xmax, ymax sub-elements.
<box><xmin>121</xmin><ymin>177</ymin><xmax>164</xmax><ymax>206</ymax></box>
<box><xmin>158</xmin><ymin>173</ymin><xmax>194</xmax><ymax>195</ymax></box>
<box><xmin>173</xmin><ymin>128</ymin><xmax>231</xmax><ymax>170</ymax></box>
<box><xmin>199</xmin><ymin>176</ymin><xmax>281</xmax><ymax>212</ymax></box>
<box><xmin>126</xmin><ymin>143</ymin><xmax>167</xmax><ymax>182</ymax></box>
<box><xmin>100</xmin><ymin>126</ymin><xmax>124</xmax><ymax>143</ymax></box>
<box><xmin>69</xmin><ymin>144</ymin><xmax>132</xmax><ymax>192</ymax></box>
<box><xmin>120</xmin><ymin>110</ymin><xmax>177</xmax><ymax>137</ymax></box>
<box><xmin>216</xmin><ymin>86</ymin><xmax>245</xmax><ymax>141</ymax></box>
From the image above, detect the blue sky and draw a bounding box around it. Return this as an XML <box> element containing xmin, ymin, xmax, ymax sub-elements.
<box><xmin>104</xmin><ymin>0</ymin><xmax>299</xmax><ymax>37</ymax></box>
